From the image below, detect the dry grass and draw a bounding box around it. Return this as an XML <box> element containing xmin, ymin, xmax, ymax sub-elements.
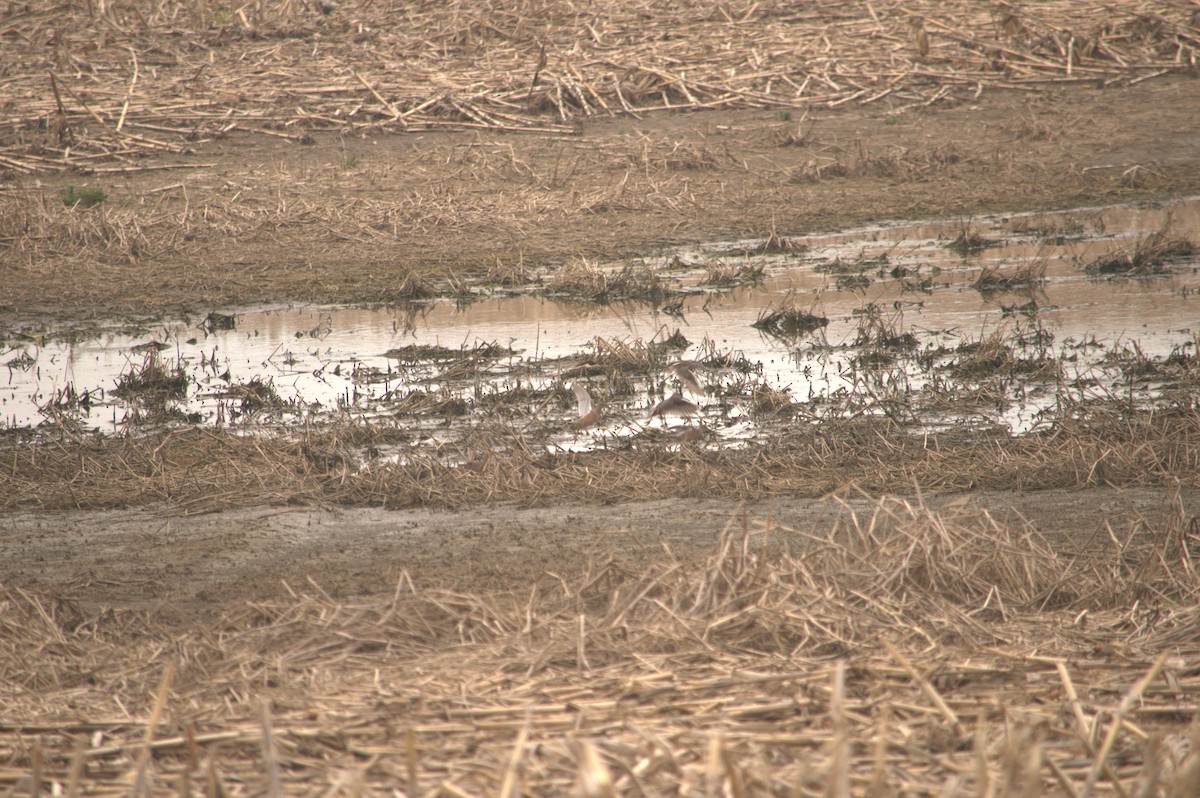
<box><xmin>0</xmin><ymin>181</ymin><xmax>458</xmax><ymax>309</ymax></box>
<box><xmin>0</xmin><ymin>3</ymin><xmax>1197</xmax><ymax>320</ymax></box>
<box><xmin>4</xmin><ymin>1</ymin><xmax>1194</xmax><ymax>176</ymax></box>
<box><xmin>0</xmin><ymin>193</ymin><xmax>181</xmax><ymax>267</ymax></box>
<box><xmin>626</xmin><ymin>138</ymin><xmax>737</xmax><ymax>172</ymax></box>
<box><xmin>4</xmin><ymin>400</ymin><xmax>1199</xmax><ymax>513</ymax></box>
<box><xmin>2</xmin><ymin>491</ymin><xmax>1200</xmax><ymax>795</ymax></box>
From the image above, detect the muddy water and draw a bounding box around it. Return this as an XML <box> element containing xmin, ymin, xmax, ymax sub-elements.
<box><xmin>3</xmin><ymin>197</ymin><xmax>1198</xmax><ymax>448</ymax></box>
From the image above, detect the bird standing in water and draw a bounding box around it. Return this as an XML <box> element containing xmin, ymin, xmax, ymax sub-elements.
<box><xmin>570</xmin><ymin>382</ymin><xmax>602</xmax><ymax>428</ymax></box>
<box><xmin>666</xmin><ymin>360</ymin><xmax>705</xmax><ymax>397</ymax></box>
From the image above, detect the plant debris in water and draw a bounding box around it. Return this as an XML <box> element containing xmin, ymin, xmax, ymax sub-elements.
<box><xmin>699</xmin><ymin>260</ymin><xmax>766</xmax><ymax>287</ymax></box>
<box><xmin>835</xmin><ymin>273</ymin><xmax>873</xmax><ymax>290</ymax></box>
<box><xmin>382</xmin><ymin>341</ymin><xmax>511</xmax><ymax>363</ymax></box>
<box><xmin>749</xmin><ymin>383</ymin><xmax>796</xmax><ymax>417</ymax></box>
<box><xmin>230</xmin><ymin>376</ymin><xmax>283</xmax><ymax>412</ymax></box>
<box><xmin>5</xmin><ymin>199</ymin><xmax>1200</xmax><ymax>464</ymax></box>
<box><xmin>973</xmin><ymin>260</ymin><xmax>1047</xmax><ymax>291</ymax></box>
<box><xmin>726</xmin><ymin>231</ymin><xmax>807</xmax><ymax>256</ymax></box>
<box><xmin>202</xmin><ymin>311</ymin><xmax>237</xmax><ymax>332</ymax></box>
<box><xmin>945</xmin><ymin>225</ymin><xmax>999</xmax><ymax>255</ymax></box>
<box><xmin>753</xmin><ymin>302</ymin><xmax>829</xmax><ymax>339</ymax></box>
<box><xmin>1084</xmin><ymin>231</ymin><xmax>1195</xmax><ymax>276</ymax></box>
<box><xmin>387</xmin><ymin>273</ymin><xmax>435</xmax><ymax>300</ymax></box>
<box><xmin>113</xmin><ymin>351</ymin><xmax>187</xmax><ymax>400</ymax></box>
<box><xmin>851</xmin><ymin>304</ymin><xmax>918</xmax><ymax>351</ymax></box>
<box><xmin>557</xmin><ymin>331</ymin><xmax>691</xmax><ymax>377</ymax></box>
<box><xmin>816</xmin><ymin>252</ymin><xmax>891</xmax><ymax>274</ymax></box>
<box><xmin>548</xmin><ymin>260</ymin><xmax>668</xmax><ymax>303</ymax></box>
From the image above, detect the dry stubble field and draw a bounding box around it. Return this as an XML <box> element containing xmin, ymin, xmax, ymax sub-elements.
<box><xmin>3</xmin><ymin>2</ymin><xmax>1200</xmax><ymax>796</ymax></box>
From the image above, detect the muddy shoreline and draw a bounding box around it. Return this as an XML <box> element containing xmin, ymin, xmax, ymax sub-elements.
<box><xmin>6</xmin><ymin>77</ymin><xmax>1200</xmax><ymax>323</ymax></box>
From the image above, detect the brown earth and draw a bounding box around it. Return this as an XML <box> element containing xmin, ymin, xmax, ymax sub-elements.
<box><xmin>5</xmin><ymin>75</ymin><xmax>1200</xmax><ymax>322</ymax></box>
<box><xmin>3</xmin><ymin>486</ymin><xmax>1197</xmax><ymax>622</ymax></box>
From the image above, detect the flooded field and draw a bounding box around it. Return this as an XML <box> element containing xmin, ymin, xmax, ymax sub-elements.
<box><xmin>8</xmin><ymin>5</ymin><xmax>1200</xmax><ymax>798</ymax></box>
<box><xmin>4</xmin><ymin>197</ymin><xmax>1198</xmax><ymax>457</ymax></box>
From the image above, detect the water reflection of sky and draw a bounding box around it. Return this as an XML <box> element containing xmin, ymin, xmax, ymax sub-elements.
<box><xmin>3</xmin><ymin>196</ymin><xmax>1198</xmax><ymax>438</ymax></box>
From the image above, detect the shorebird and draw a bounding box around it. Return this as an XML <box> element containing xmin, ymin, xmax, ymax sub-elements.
<box><xmin>648</xmin><ymin>391</ymin><xmax>699</xmax><ymax>423</ymax></box>
<box><xmin>664</xmin><ymin>424</ymin><xmax>704</xmax><ymax>444</ymax></box>
<box><xmin>666</xmin><ymin>360</ymin><xmax>705</xmax><ymax>397</ymax></box>
<box><xmin>570</xmin><ymin>382</ymin><xmax>601</xmax><ymax>429</ymax></box>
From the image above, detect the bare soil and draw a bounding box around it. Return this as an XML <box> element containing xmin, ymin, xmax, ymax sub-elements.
<box><xmin>2</xmin><ymin>486</ymin><xmax>1197</xmax><ymax>622</ymax></box>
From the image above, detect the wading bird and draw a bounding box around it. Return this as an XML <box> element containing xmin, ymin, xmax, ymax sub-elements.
<box><xmin>570</xmin><ymin>382</ymin><xmax>602</xmax><ymax>428</ymax></box>
<box><xmin>666</xmin><ymin>360</ymin><xmax>705</xmax><ymax>397</ymax></box>
<box><xmin>648</xmin><ymin>391</ymin><xmax>699</xmax><ymax>423</ymax></box>
<box><xmin>664</xmin><ymin>424</ymin><xmax>704</xmax><ymax>443</ymax></box>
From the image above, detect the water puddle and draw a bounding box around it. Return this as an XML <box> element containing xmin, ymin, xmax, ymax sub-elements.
<box><xmin>4</xmin><ymin>197</ymin><xmax>1199</xmax><ymax>457</ymax></box>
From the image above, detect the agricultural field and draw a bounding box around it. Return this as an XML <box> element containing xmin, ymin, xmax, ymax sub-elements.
<box><xmin>3</xmin><ymin>1</ymin><xmax>1200</xmax><ymax>796</ymax></box>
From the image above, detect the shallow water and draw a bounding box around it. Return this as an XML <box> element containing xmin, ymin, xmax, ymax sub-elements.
<box><xmin>3</xmin><ymin>197</ymin><xmax>1198</xmax><ymax>448</ymax></box>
